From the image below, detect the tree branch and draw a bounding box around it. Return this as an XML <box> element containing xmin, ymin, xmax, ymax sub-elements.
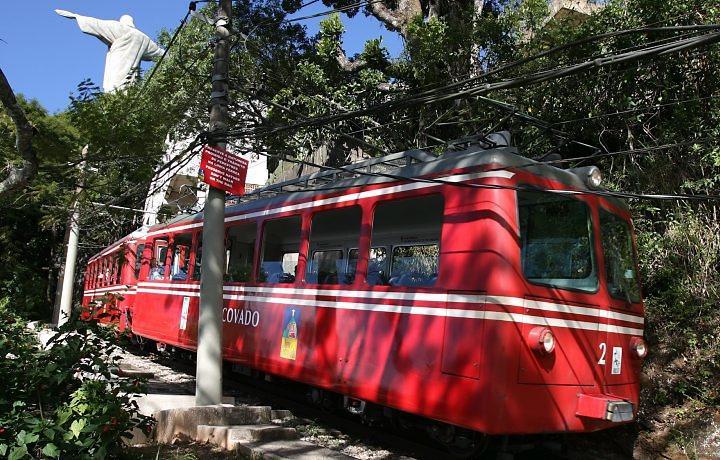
<box><xmin>335</xmin><ymin>44</ymin><xmax>366</xmax><ymax>71</ymax></box>
<box><xmin>368</xmin><ymin>0</ymin><xmax>422</xmax><ymax>36</ymax></box>
<box><xmin>470</xmin><ymin>0</ymin><xmax>485</xmax><ymax>76</ymax></box>
<box><xmin>0</xmin><ymin>67</ymin><xmax>36</xmax><ymax>198</ymax></box>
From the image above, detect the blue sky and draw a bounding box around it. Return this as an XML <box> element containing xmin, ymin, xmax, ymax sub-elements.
<box><xmin>0</xmin><ymin>1</ymin><xmax>402</xmax><ymax>114</ymax></box>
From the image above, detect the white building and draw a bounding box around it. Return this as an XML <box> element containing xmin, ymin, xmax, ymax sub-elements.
<box><xmin>142</xmin><ymin>137</ymin><xmax>268</xmax><ymax>226</ymax></box>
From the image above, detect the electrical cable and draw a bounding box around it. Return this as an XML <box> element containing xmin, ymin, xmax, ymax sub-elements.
<box><xmin>221</xmin><ymin>28</ymin><xmax>720</xmax><ymax>142</ymax></box>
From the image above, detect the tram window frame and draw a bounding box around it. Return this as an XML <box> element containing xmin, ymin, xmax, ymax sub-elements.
<box><xmin>306</xmin><ymin>205</ymin><xmax>362</xmax><ymax>286</ymax></box>
<box><xmin>191</xmin><ymin>234</ymin><xmax>203</xmax><ymax>281</ymax></box>
<box><xmin>134</xmin><ymin>244</ymin><xmax>145</xmax><ymax>280</ymax></box>
<box><xmin>308</xmin><ymin>249</ymin><xmax>345</xmax><ymax>285</ymax></box>
<box><xmin>348</xmin><ymin>247</ymin><xmax>389</xmax><ymax>286</ymax></box>
<box><xmin>88</xmin><ymin>263</ymin><xmax>95</xmax><ymax>289</ymax></box>
<box><xmin>368</xmin><ymin>194</ymin><xmax>444</xmax><ymax>288</ymax></box>
<box><xmin>92</xmin><ymin>262</ymin><xmax>97</xmax><ymax>287</ymax></box>
<box><xmin>150</xmin><ymin>238</ymin><xmax>169</xmax><ymax>281</ymax></box>
<box><xmin>259</xmin><ymin>215</ymin><xmax>302</xmax><ymax>284</ymax></box>
<box><xmin>599</xmin><ymin>207</ymin><xmax>641</xmax><ymax>303</ymax></box>
<box><xmin>170</xmin><ymin>233</ymin><xmax>193</xmax><ymax>281</ymax></box>
<box><xmin>110</xmin><ymin>257</ymin><xmax>119</xmax><ymax>285</ymax></box>
<box><xmin>517</xmin><ymin>189</ymin><xmax>598</xmax><ymax>293</ymax></box>
<box><xmin>225</xmin><ymin>221</ymin><xmax>257</xmax><ymax>283</ymax></box>
<box><xmin>99</xmin><ymin>259</ymin><xmax>106</xmax><ymax>287</ymax></box>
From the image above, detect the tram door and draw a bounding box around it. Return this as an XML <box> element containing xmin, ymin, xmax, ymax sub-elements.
<box><xmin>441</xmin><ymin>292</ymin><xmax>486</xmax><ymax>379</ymax></box>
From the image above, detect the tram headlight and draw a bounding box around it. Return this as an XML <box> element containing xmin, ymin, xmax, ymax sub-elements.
<box><xmin>630</xmin><ymin>337</ymin><xmax>648</xmax><ymax>359</ymax></box>
<box><xmin>528</xmin><ymin>327</ymin><xmax>555</xmax><ymax>354</ymax></box>
<box><xmin>587</xmin><ymin>167</ymin><xmax>603</xmax><ymax>188</ymax></box>
<box><xmin>569</xmin><ymin>166</ymin><xmax>603</xmax><ymax>189</ymax></box>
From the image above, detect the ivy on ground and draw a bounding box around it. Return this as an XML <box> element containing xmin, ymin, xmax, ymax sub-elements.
<box><xmin>0</xmin><ymin>302</ymin><xmax>153</xmax><ymax>459</ymax></box>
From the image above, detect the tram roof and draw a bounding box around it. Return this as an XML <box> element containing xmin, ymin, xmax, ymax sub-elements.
<box><xmin>153</xmin><ymin>141</ymin><xmax>628</xmax><ymax>233</ymax></box>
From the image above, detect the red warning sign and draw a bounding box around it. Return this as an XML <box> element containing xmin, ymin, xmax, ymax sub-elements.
<box><xmin>199</xmin><ymin>145</ymin><xmax>249</xmax><ymax>195</ymax></box>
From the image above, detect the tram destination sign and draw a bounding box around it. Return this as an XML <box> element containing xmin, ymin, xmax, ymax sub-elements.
<box><xmin>199</xmin><ymin>145</ymin><xmax>249</xmax><ymax>195</ymax></box>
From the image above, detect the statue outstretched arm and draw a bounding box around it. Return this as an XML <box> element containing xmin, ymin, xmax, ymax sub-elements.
<box><xmin>54</xmin><ymin>9</ymin><xmax>78</xmax><ymax>19</ymax></box>
<box><xmin>55</xmin><ymin>10</ymin><xmax>123</xmax><ymax>46</ymax></box>
<box><xmin>144</xmin><ymin>40</ymin><xmax>166</xmax><ymax>60</ymax></box>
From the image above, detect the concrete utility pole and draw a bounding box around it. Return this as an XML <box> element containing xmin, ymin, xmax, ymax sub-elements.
<box><xmin>54</xmin><ymin>145</ymin><xmax>88</xmax><ymax>327</ymax></box>
<box><xmin>196</xmin><ymin>0</ymin><xmax>232</xmax><ymax>406</ymax></box>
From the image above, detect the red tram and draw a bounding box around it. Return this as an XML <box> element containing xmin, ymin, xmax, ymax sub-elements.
<box><xmin>82</xmin><ymin>228</ymin><xmax>146</xmax><ymax>329</ymax></box>
<box><xmin>83</xmin><ymin>139</ymin><xmax>647</xmax><ymax>446</ymax></box>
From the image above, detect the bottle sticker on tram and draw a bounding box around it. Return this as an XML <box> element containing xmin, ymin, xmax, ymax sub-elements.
<box><xmin>280</xmin><ymin>307</ymin><xmax>300</xmax><ymax>361</ymax></box>
<box><xmin>222</xmin><ymin>307</ymin><xmax>260</xmax><ymax>327</ymax></box>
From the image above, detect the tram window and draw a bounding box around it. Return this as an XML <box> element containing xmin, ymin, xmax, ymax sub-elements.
<box><xmin>101</xmin><ymin>259</ymin><xmax>109</xmax><ymax>286</ymax></box>
<box><xmin>226</xmin><ymin>222</ymin><xmax>257</xmax><ymax>282</ymax></box>
<box><xmin>306</xmin><ymin>206</ymin><xmax>361</xmax><ymax>285</ymax></box>
<box><xmin>600</xmin><ymin>209</ymin><xmax>641</xmax><ymax>302</ymax></box>
<box><xmin>349</xmin><ymin>247</ymin><xmax>388</xmax><ymax>286</ymax></box>
<box><xmin>518</xmin><ymin>191</ymin><xmax>597</xmax><ymax>292</ymax></box>
<box><xmin>390</xmin><ymin>245</ymin><xmax>439</xmax><ymax>287</ymax></box>
<box><xmin>370</xmin><ymin>195</ymin><xmax>444</xmax><ymax>287</ymax></box>
<box><xmin>151</xmin><ymin>238</ymin><xmax>168</xmax><ymax>280</ymax></box>
<box><xmin>192</xmin><ymin>239</ymin><xmax>202</xmax><ymax>281</ymax></box>
<box><xmin>308</xmin><ymin>250</ymin><xmax>344</xmax><ymax>285</ymax></box>
<box><xmin>260</xmin><ymin>216</ymin><xmax>302</xmax><ymax>284</ymax></box>
<box><xmin>134</xmin><ymin>244</ymin><xmax>145</xmax><ymax>280</ymax></box>
<box><xmin>90</xmin><ymin>266</ymin><xmax>95</xmax><ymax>288</ymax></box>
<box><xmin>95</xmin><ymin>263</ymin><xmax>101</xmax><ymax>288</ymax></box>
<box><xmin>171</xmin><ymin>234</ymin><xmax>192</xmax><ymax>281</ymax></box>
<box><xmin>111</xmin><ymin>258</ymin><xmax>119</xmax><ymax>284</ymax></box>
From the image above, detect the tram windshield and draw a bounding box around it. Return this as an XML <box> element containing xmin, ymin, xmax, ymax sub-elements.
<box><xmin>519</xmin><ymin>191</ymin><xmax>597</xmax><ymax>292</ymax></box>
<box><xmin>599</xmin><ymin>209</ymin><xmax>641</xmax><ymax>303</ymax></box>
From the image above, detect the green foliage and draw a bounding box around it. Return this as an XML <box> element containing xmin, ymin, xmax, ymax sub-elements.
<box><xmin>0</xmin><ymin>303</ymin><xmax>152</xmax><ymax>459</ymax></box>
<box><xmin>0</xmin><ymin>96</ymin><xmax>80</xmax><ymax>319</ymax></box>
<box><xmin>637</xmin><ymin>210</ymin><xmax>720</xmax><ymax>408</ymax></box>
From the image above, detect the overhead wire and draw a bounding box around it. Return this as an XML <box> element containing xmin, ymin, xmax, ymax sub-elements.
<box><xmin>87</xmin><ymin>11</ymin><xmax>720</xmax><ymax>219</ymax></box>
<box><xmin>220</xmin><ymin>28</ymin><xmax>720</xmax><ymax>142</ymax></box>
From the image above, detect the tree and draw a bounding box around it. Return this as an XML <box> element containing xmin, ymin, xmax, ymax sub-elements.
<box><xmin>0</xmin><ymin>68</ymin><xmax>36</xmax><ymax>198</ymax></box>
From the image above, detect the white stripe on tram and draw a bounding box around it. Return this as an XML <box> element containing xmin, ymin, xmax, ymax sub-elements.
<box><xmin>134</xmin><ymin>284</ymin><xmax>644</xmax><ymax>335</ymax></box>
<box><xmin>145</xmin><ymin>170</ymin><xmax>515</xmax><ymax>237</ymax></box>
<box><xmin>136</xmin><ymin>288</ymin><xmax>201</xmax><ymax>297</ymax></box>
<box><xmin>83</xmin><ymin>286</ymin><xmax>136</xmax><ymax>297</ymax></box>
<box><xmin>137</xmin><ymin>283</ymin><xmax>643</xmax><ymax>325</ymax></box>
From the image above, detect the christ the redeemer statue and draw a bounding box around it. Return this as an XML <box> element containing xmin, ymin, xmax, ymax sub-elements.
<box><xmin>55</xmin><ymin>9</ymin><xmax>165</xmax><ymax>92</ymax></box>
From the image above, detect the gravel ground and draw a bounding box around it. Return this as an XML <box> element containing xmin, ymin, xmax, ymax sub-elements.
<box><xmin>697</xmin><ymin>413</ymin><xmax>720</xmax><ymax>458</ymax></box>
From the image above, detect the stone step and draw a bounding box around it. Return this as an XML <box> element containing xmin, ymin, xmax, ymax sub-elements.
<box><xmin>154</xmin><ymin>405</ymin><xmax>273</xmax><ymax>444</ymax></box>
<box><xmin>234</xmin><ymin>439</ymin><xmax>356</xmax><ymax>460</ymax></box>
<box><xmin>197</xmin><ymin>424</ymin><xmax>298</xmax><ymax>449</ymax></box>
<box><xmin>271</xmin><ymin>409</ymin><xmax>294</xmax><ymax>420</ymax></box>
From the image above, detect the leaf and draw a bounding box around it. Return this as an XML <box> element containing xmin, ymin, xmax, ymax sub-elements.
<box><xmin>43</xmin><ymin>428</ymin><xmax>56</xmax><ymax>440</ymax></box>
<box><xmin>70</xmin><ymin>419</ymin><xmax>86</xmax><ymax>439</ymax></box>
<box><xmin>42</xmin><ymin>443</ymin><xmax>60</xmax><ymax>458</ymax></box>
<box><xmin>8</xmin><ymin>445</ymin><xmax>28</xmax><ymax>460</ymax></box>
<box><xmin>56</xmin><ymin>408</ymin><xmax>72</xmax><ymax>425</ymax></box>
<box><xmin>21</xmin><ymin>432</ymin><xmax>39</xmax><ymax>445</ymax></box>
<box><xmin>0</xmin><ymin>444</ymin><xmax>7</xmax><ymax>456</ymax></box>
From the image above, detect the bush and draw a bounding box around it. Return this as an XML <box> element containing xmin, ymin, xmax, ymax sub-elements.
<box><xmin>636</xmin><ymin>208</ymin><xmax>720</xmax><ymax>422</ymax></box>
<box><xmin>0</xmin><ymin>302</ymin><xmax>153</xmax><ymax>459</ymax></box>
